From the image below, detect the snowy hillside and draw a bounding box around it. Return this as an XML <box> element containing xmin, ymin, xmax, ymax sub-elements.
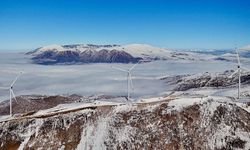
<box><xmin>161</xmin><ymin>70</ymin><xmax>250</xmax><ymax>91</ymax></box>
<box><xmin>0</xmin><ymin>95</ymin><xmax>250</xmax><ymax>149</ymax></box>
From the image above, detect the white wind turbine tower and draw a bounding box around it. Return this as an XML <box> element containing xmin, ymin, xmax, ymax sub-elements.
<box><xmin>111</xmin><ymin>63</ymin><xmax>140</xmax><ymax>101</ymax></box>
<box><xmin>0</xmin><ymin>72</ymin><xmax>22</xmax><ymax>116</ymax></box>
<box><xmin>229</xmin><ymin>47</ymin><xmax>250</xmax><ymax>99</ymax></box>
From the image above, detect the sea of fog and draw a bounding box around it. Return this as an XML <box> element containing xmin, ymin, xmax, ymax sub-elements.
<box><xmin>0</xmin><ymin>52</ymin><xmax>238</xmax><ymax>102</ymax></box>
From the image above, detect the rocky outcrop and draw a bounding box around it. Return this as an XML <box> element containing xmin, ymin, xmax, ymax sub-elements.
<box><xmin>161</xmin><ymin>70</ymin><xmax>250</xmax><ymax>91</ymax></box>
<box><xmin>78</xmin><ymin>49</ymin><xmax>141</xmax><ymax>63</ymax></box>
<box><xmin>0</xmin><ymin>96</ymin><xmax>250</xmax><ymax>149</ymax></box>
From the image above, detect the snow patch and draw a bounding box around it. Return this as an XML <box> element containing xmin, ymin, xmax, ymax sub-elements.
<box><xmin>137</xmin><ymin>96</ymin><xmax>166</xmax><ymax>103</ymax></box>
<box><xmin>76</xmin><ymin>117</ymin><xmax>110</xmax><ymax>150</ymax></box>
<box><xmin>167</xmin><ymin>96</ymin><xmax>231</xmax><ymax>112</ymax></box>
<box><xmin>168</xmin><ymin>97</ymin><xmax>206</xmax><ymax>111</ymax></box>
<box><xmin>39</xmin><ymin>44</ymin><xmax>64</xmax><ymax>52</ymax></box>
<box><xmin>113</xmin><ymin>104</ymin><xmax>135</xmax><ymax>113</ymax></box>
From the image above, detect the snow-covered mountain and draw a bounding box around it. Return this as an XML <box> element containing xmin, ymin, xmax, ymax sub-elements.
<box><xmin>27</xmin><ymin>44</ymin><xmax>169</xmax><ymax>58</ymax></box>
<box><xmin>240</xmin><ymin>45</ymin><xmax>250</xmax><ymax>51</ymax></box>
<box><xmin>26</xmin><ymin>44</ymin><xmax>217</xmax><ymax>65</ymax></box>
<box><xmin>0</xmin><ymin>95</ymin><xmax>250</xmax><ymax>149</ymax></box>
<box><xmin>26</xmin><ymin>44</ymin><xmax>166</xmax><ymax>64</ymax></box>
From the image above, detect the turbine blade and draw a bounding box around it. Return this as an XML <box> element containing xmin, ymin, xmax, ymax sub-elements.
<box><xmin>111</xmin><ymin>66</ymin><xmax>128</xmax><ymax>72</ymax></box>
<box><xmin>10</xmin><ymin>72</ymin><xmax>22</xmax><ymax>87</ymax></box>
<box><xmin>129</xmin><ymin>63</ymin><xmax>139</xmax><ymax>71</ymax></box>
<box><xmin>11</xmin><ymin>89</ymin><xmax>17</xmax><ymax>103</ymax></box>
<box><xmin>129</xmin><ymin>73</ymin><xmax>134</xmax><ymax>91</ymax></box>
<box><xmin>229</xmin><ymin>69</ymin><xmax>239</xmax><ymax>78</ymax></box>
<box><xmin>236</xmin><ymin>48</ymin><xmax>241</xmax><ymax>67</ymax></box>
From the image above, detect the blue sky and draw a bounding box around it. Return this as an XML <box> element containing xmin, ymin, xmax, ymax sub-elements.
<box><xmin>0</xmin><ymin>0</ymin><xmax>250</xmax><ymax>51</ymax></box>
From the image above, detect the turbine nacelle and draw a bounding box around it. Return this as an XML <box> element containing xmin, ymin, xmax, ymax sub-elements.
<box><xmin>229</xmin><ymin>47</ymin><xmax>250</xmax><ymax>100</ymax></box>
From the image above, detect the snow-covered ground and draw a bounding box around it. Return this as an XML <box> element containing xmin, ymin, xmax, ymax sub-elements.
<box><xmin>1</xmin><ymin>94</ymin><xmax>249</xmax><ymax>150</ymax></box>
<box><xmin>33</xmin><ymin>100</ymin><xmax>122</xmax><ymax>116</ymax></box>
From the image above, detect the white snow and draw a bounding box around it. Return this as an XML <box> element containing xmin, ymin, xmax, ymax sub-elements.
<box><xmin>240</xmin><ymin>45</ymin><xmax>250</xmax><ymax>51</ymax></box>
<box><xmin>1</xmin><ymin>94</ymin><xmax>250</xmax><ymax>149</ymax></box>
<box><xmin>29</xmin><ymin>43</ymin><xmax>244</xmax><ymax>64</ymax></box>
<box><xmin>167</xmin><ymin>96</ymin><xmax>232</xmax><ymax>112</ymax></box>
<box><xmin>168</xmin><ymin>97</ymin><xmax>205</xmax><ymax>111</ymax></box>
<box><xmin>137</xmin><ymin>96</ymin><xmax>166</xmax><ymax>103</ymax></box>
<box><xmin>121</xmin><ymin>44</ymin><xmax>170</xmax><ymax>57</ymax></box>
<box><xmin>113</xmin><ymin>103</ymin><xmax>135</xmax><ymax>113</ymax></box>
<box><xmin>208</xmin><ymin>124</ymin><xmax>250</xmax><ymax>149</ymax></box>
<box><xmin>0</xmin><ymin>115</ymin><xmax>10</xmax><ymax>122</ymax></box>
<box><xmin>76</xmin><ymin>116</ymin><xmax>110</xmax><ymax>150</ymax></box>
<box><xmin>33</xmin><ymin>100</ymin><xmax>121</xmax><ymax>117</ymax></box>
<box><xmin>33</xmin><ymin>43</ymin><xmax>170</xmax><ymax>58</ymax></box>
<box><xmin>39</xmin><ymin>44</ymin><xmax>64</xmax><ymax>52</ymax></box>
<box><xmin>113</xmin><ymin>125</ymin><xmax>136</xmax><ymax>143</ymax></box>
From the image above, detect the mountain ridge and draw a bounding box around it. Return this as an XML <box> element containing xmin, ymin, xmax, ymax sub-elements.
<box><xmin>0</xmin><ymin>95</ymin><xmax>250</xmax><ymax>149</ymax></box>
<box><xmin>26</xmin><ymin>43</ymin><xmax>217</xmax><ymax>65</ymax></box>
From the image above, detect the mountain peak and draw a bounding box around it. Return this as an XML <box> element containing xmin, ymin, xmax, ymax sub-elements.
<box><xmin>240</xmin><ymin>45</ymin><xmax>250</xmax><ymax>51</ymax></box>
<box><xmin>39</xmin><ymin>44</ymin><xmax>64</xmax><ymax>51</ymax></box>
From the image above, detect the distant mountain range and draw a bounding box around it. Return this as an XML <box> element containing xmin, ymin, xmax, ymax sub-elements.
<box><xmin>27</xmin><ymin>44</ymin><xmax>146</xmax><ymax>64</ymax></box>
<box><xmin>26</xmin><ymin>43</ymin><xmax>250</xmax><ymax>65</ymax></box>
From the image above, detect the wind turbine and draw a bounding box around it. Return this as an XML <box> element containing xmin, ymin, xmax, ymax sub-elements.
<box><xmin>229</xmin><ymin>47</ymin><xmax>250</xmax><ymax>99</ymax></box>
<box><xmin>111</xmin><ymin>62</ymin><xmax>140</xmax><ymax>101</ymax></box>
<box><xmin>0</xmin><ymin>72</ymin><xmax>22</xmax><ymax>116</ymax></box>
